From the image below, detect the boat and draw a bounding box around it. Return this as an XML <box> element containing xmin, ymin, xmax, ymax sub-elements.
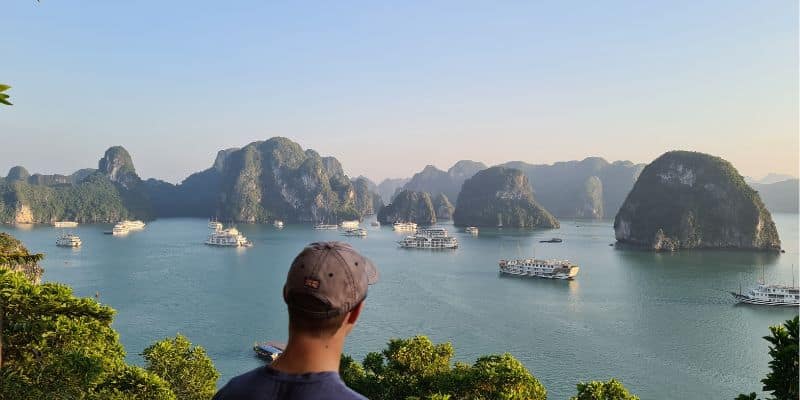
<box><xmin>398</xmin><ymin>234</ymin><xmax>458</xmax><ymax>249</ymax></box>
<box><xmin>314</xmin><ymin>223</ymin><xmax>339</xmax><ymax>230</ymax></box>
<box><xmin>253</xmin><ymin>341</ymin><xmax>285</xmax><ymax>362</ymax></box>
<box><xmin>340</xmin><ymin>220</ymin><xmax>360</xmax><ymax>229</ymax></box>
<box><xmin>205</xmin><ymin>227</ymin><xmax>253</xmax><ymax>247</ymax></box>
<box><xmin>417</xmin><ymin>227</ymin><xmax>450</xmax><ymax>237</ymax></box>
<box><xmin>273</xmin><ymin>220</ymin><xmax>285</xmax><ymax>229</ymax></box>
<box><xmin>370</xmin><ymin>221</ymin><xmax>381</xmax><ymax>227</ymax></box>
<box><xmin>56</xmin><ymin>233</ymin><xmax>82</xmax><ymax>247</ymax></box>
<box><xmin>731</xmin><ymin>283</ymin><xmax>800</xmax><ymax>306</ymax></box>
<box><xmin>209</xmin><ymin>219</ymin><xmax>223</xmax><ymax>230</ymax></box>
<box><xmin>121</xmin><ymin>220</ymin><xmax>146</xmax><ymax>230</ymax></box>
<box><xmin>498</xmin><ymin>258</ymin><xmax>580</xmax><ymax>280</ymax></box>
<box><xmin>465</xmin><ymin>226</ymin><xmax>479</xmax><ymax>235</ymax></box>
<box><xmin>342</xmin><ymin>228</ymin><xmax>368</xmax><ymax>237</ymax></box>
<box><xmin>53</xmin><ymin>221</ymin><xmax>79</xmax><ymax>228</ymax></box>
<box><xmin>109</xmin><ymin>224</ymin><xmax>130</xmax><ymax>236</ymax></box>
<box><xmin>539</xmin><ymin>238</ymin><xmax>563</xmax><ymax>243</ymax></box>
<box><xmin>392</xmin><ymin>222</ymin><xmax>418</xmax><ymax>232</ymax></box>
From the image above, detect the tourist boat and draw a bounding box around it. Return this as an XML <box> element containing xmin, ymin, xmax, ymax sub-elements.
<box><xmin>56</xmin><ymin>233</ymin><xmax>82</xmax><ymax>247</ymax></box>
<box><xmin>342</xmin><ymin>228</ymin><xmax>368</xmax><ymax>237</ymax></box>
<box><xmin>314</xmin><ymin>223</ymin><xmax>339</xmax><ymax>230</ymax></box>
<box><xmin>205</xmin><ymin>227</ymin><xmax>253</xmax><ymax>247</ymax></box>
<box><xmin>340</xmin><ymin>220</ymin><xmax>360</xmax><ymax>229</ymax></box>
<box><xmin>731</xmin><ymin>283</ymin><xmax>800</xmax><ymax>306</ymax></box>
<box><xmin>105</xmin><ymin>224</ymin><xmax>130</xmax><ymax>236</ymax></box>
<box><xmin>539</xmin><ymin>238</ymin><xmax>563</xmax><ymax>243</ymax></box>
<box><xmin>498</xmin><ymin>258</ymin><xmax>580</xmax><ymax>280</ymax></box>
<box><xmin>392</xmin><ymin>222</ymin><xmax>418</xmax><ymax>232</ymax></box>
<box><xmin>208</xmin><ymin>219</ymin><xmax>223</xmax><ymax>230</ymax></box>
<box><xmin>398</xmin><ymin>234</ymin><xmax>458</xmax><ymax>249</ymax></box>
<box><xmin>273</xmin><ymin>220</ymin><xmax>285</xmax><ymax>229</ymax></box>
<box><xmin>465</xmin><ymin>226</ymin><xmax>479</xmax><ymax>235</ymax></box>
<box><xmin>121</xmin><ymin>220</ymin><xmax>146</xmax><ymax>230</ymax></box>
<box><xmin>370</xmin><ymin>221</ymin><xmax>381</xmax><ymax>227</ymax></box>
<box><xmin>417</xmin><ymin>227</ymin><xmax>450</xmax><ymax>237</ymax></box>
<box><xmin>53</xmin><ymin>221</ymin><xmax>79</xmax><ymax>228</ymax></box>
<box><xmin>253</xmin><ymin>341</ymin><xmax>285</xmax><ymax>362</ymax></box>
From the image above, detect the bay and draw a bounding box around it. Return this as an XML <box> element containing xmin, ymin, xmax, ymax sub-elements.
<box><xmin>2</xmin><ymin>214</ymin><xmax>797</xmax><ymax>399</ymax></box>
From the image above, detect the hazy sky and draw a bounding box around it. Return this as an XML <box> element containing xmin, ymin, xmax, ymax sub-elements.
<box><xmin>2</xmin><ymin>1</ymin><xmax>797</xmax><ymax>183</ymax></box>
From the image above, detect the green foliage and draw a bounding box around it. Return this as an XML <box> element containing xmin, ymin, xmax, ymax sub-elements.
<box><xmin>571</xmin><ymin>378</ymin><xmax>639</xmax><ymax>400</ymax></box>
<box><xmin>761</xmin><ymin>316</ymin><xmax>798</xmax><ymax>400</ymax></box>
<box><xmin>341</xmin><ymin>335</ymin><xmax>547</xmax><ymax>400</ymax></box>
<box><xmin>0</xmin><ymin>84</ymin><xmax>11</xmax><ymax>106</ymax></box>
<box><xmin>453</xmin><ymin>166</ymin><xmax>559</xmax><ymax>228</ymax></box>
<box><xmin>142</xmin><ymin>334</ymin><xmax>219</xmax><ymax>400</ymax></box>
<box><xmin>93</xmin><ymin>365</ymin><xmax>177</xmax><ymax>400</ymax></box>
<box><xmin>614</xmin><ymin>151</ymin><xmax>780</xmax><ymax>251</ymax></box>
<box><xmin>378</xmin><ymin>190</ymin><xmax>437</xmax><ymax>225</ymax></box>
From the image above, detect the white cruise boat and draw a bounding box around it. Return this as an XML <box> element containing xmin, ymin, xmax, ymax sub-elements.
<box><xmin>273</xmin><ymin>220</ymin><xmax>285</xmax><ymax>229</ymax></box>
<box><xmin>205</xmin><ymin>227</ymin><xmax>253</xmax><ymax>247</ymax></box>
<box><xmin>370</xmin><ymin>221</ymin><xmax>381</xmax><ymax>227</ymax></box>
<box><xmin>53</xmin><ymin>221</ymin><xmax>79</xmax><ymax>228</ymax></box>
<box><xmin>340</xmin><ymin>220</ymin><xmax>360</xmax><ymax>229</ymax></box>
<box><xmin>108</xmin><ymin>224</ymin><xmax>130</xmax><ymax>235</ymax></box>
<box><xmin>314</xmin><ymin>223</ymin><xmax>339</xmax><ymax>230</ymax></box>
<box><xmin>392</xmin><ymin>222</ymin><xmax>418</xmax><ymax>232</ymax></box>
<box><xmin>417</xmin><ymin>227</ymin><xmax>450</xmax><ymax>237</ymax></box>
<box><xmin>398</xmin><ymin>234</ymin><xmax>458</xmax><ymax>249</ymax></box>
<box><xmin>209</xmin><ymin>219</ymin><xmax>223</xmax><ymax>230</ymax></box>
<box><xmin>499</xmin><ymin>258</ymin><xmax>580</xmax><ymax>280</ymax></box>
<box><xmin>731</xmin><ymin>283</ymin><xmax>800</xmax><ymax>306</ymax></box>
<box><xmin>465</xmin><ymin>226</ymin><xmax>479</xmax><ymax>235</ymax></box>
<box><xmin>122</xmin><ymin>220</ymin><xmax>146</xmax><ymax>230</ymax></box>
<box><xmin>342</xmin><ymin>228</ymin><xmax>368</xmax><ymax>237</ymax></box>
<box><xmin>56</xmin><ymin>233</ymin><xmax>82</xmax><ymax>247</ymax></box>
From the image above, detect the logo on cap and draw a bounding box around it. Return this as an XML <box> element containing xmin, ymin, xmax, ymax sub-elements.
<box><xmin>304</xmin><ymin>277</ymin><xmax>320</xmax><ymax>289</ymax></box>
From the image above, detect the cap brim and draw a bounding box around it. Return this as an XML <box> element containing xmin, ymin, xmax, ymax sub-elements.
<box><xmin>363</xmin><ymin>256</ymin><xmax>379</xmax><ymax>284</ymax></box>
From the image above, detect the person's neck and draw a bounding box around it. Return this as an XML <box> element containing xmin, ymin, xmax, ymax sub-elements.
<box><xmin>270</xmin><ymin>333</ymin><xmax>344</xmax><ymax>374</ymax></box>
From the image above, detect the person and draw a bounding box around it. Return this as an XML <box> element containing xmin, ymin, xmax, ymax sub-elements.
<box><xmin>213</xmin><ymin>241</ymin><xmax>378</xmax><ymax>400</ymax></box>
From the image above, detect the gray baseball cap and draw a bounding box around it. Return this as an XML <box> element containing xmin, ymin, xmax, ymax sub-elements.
<box><xmin>283</xmin><ymin>241</ymin><xmax>378</xmax><ymax>319</ymax></box>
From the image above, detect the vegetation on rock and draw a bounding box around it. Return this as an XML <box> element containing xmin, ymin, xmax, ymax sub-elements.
<box><xmin>453</xmin><ymin>167</ymin><xmax>559</xmax><ymax>229</ymax></box>
<box><xmin>377</xmin><ymin>190</ymin><xmax>437</xmax><ymax>225</ymax></box>
<box><xmin>433</xmin><ymin>193</ymin><xmax>455</xmax><ymax>220</ymax></box>
<box><xmin>401</xmin><ymin>161</ymin><xmax>487</xmax><ymax>206</ymax></box>
<box><xmin>614</xmin><ymin>151</ymin><xmax>780</xmax><ymax>251</ymax></box>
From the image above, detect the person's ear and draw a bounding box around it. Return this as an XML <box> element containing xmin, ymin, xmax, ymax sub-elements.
<box><xmin>346</xmin><ymin>301</ymin><xmax>364</xmax><ymax>325</ymax></box>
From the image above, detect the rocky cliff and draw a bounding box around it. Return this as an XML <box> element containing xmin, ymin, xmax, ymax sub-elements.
<box><xmin>453</xmin><ymin>167</ymin><xmax>559</xmax><ymax>228</ymax></box>
<box><xmin>750</xmin><ymin>179</ymin><xmax>798</xmax><ymax>213</ymax></box>
<box><xmin>377</xmin><ymin>190</ymin><xmax>437</xmax><ymax>225</ymax></box>
<box><xmin>433</xmin><ymin>193</ymin><xmax>454</xmax><ymax>220</ymax></box>
<box><xmin>614</xmin><ymin>151</ymin><xmax>781</xmax><ymax>251</ymax></box>
<box><xmin>352</xmin><ymin>177</ymin><xmax>383</xmax><ymax>217</ymax></box>
<box><xmin>0</xmin><ymin>232</ymin><xmax>43</xmax><ymax>283</ymax></box>
<box><xmin>501</xmin><ymin>158</ymin><xmax>643</xmax><ymax>218</ymax></box>
<box><xmin>401</xmin><ymin>160</ymin><xmax>487</xmax><ymax>205</ymax></box>
<box><xmin>376</xmin><ymin>177</ymin><xmax>409</xmax><ymax>204</ymax></box>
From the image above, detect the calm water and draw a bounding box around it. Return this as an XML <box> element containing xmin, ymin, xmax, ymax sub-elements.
<box><xmin>3</xmin><ymin>215</ymin><xmax>798</xmax><ymax>399</ymax></box>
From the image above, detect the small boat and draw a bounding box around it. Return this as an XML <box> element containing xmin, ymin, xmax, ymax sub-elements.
<box><xmin>539</xmin><ymin>238</ymin><xmax>563</xmax><ymax>243</ymax></box>
<box><xmin>342</xmin><ymin>228</ymin><xmax>368</xmax><ymax>237</ymax></box>
<box><xmin>340</xmin><ymin>220</ymin><xmax>360</xmax><ymax>229</ymax></box>
<box><xmin>465</xmin><ymin>226</ymin><xmax>479</xmax><ymax>235</ymax></box>
<box><xmin>53</xmin><ymin>221</ymin><xmax>79</xmax><ymax>228</ymax></box>
<box><xmin>209</xmin><ymin>219</ymin><xmax>223</xmax><ymax>230</ymax></box>
<box><xmin>273</xmin><ymin>220</ymin><xmax>285</xmax><ymax>229</ymax></box>
<box><xmin>392</xmin><ymin>222</ymin><xmax>417</xmax><ymax>232</ymax></box>
<box><xmin>253</xmin><ymin>341</ymin><xmax>285</xmax><ymax>362</ymax></box>
<box><xmin>56</xmin><ymin>233</ymin><xmax>82</xmax><ymax>247</ymax></box>
<box><xmin>314</xmin><ymin>223</ymin><xmax>339</xmax><ymax>230</ymax></box>
<box><xmin>205</xmin><ymin>227</ymin><xmax>253</xmax><ymax>247</ymax></box>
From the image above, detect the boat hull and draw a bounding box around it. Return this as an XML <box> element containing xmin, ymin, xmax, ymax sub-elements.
<box><xmin>730</xmin><ymin>292</ymin><xmax>799</xmax><ymax>306</ymax></box>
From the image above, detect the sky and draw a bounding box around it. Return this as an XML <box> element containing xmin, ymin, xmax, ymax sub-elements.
<box><xmin>1</xmin><ymin>0</ymin><xmax>797</xmax><ymax>184</ymax></box>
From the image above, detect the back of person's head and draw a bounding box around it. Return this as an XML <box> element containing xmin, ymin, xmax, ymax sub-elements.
<box><xmin>283</xmin><ymin>241</ymin><xmax>378</xmax><ymax>338</ymax></box>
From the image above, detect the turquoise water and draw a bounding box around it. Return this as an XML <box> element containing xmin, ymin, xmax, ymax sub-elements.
<box><xmin>3</xmin><ymin>214</ymin><xmax>798</xmax><ymax>399</ymax></box>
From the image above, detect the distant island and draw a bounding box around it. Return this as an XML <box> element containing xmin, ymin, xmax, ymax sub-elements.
<box><xmin>614</xmin><ymin>151</ymin><xmax>781</xmax><ymax>251</ymax></box>
<box><xmin>377</xmin><ymin>190</ymin><xmax>437</xmax><ymax>225</ymax></box>
<box><xmin>453</xmin><ymin>166</ymin><xmax>559</xmax><ymax>229</ymax></box>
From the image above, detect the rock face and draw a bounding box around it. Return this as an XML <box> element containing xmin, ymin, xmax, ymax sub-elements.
<box><xmin>401</xmin><ymin>160</ymin><xmax>487</xmax><ymax>205</ymax></box>
<box><xmin>0</xmin><ymin>147</ymin><xmax>152</xmax><ymax>223</ymax></box>
<box><xmin>7</xmin><ymin>166</ymin><xmax>30</xmax><ymax>181</ymax></box>
<box><xmin>377</xmin><ymin>190</ymin><xmax>436</xmax><ymax>225</ymax></box>
<box><xmin>453</xmin><ymin>167</ymin><xmax>559</xmax><ymax>228</ymax></box>
<box><xmin>501</xmin><ymin>158</ymin><xmax>644</xmax><ymax>218</ymax></box>
<box><xmin>433</xmin><ymin>193</ymin><xmax>454</xmax><ymax>220</ymax></box>
<box><xmin>614</xmin><ymin>151</ymin><xmax>781</xmax><ymax>251</ymax></box>
<box><xmin>0</xmin><ymin>232</ymin><xmax>43</xmax><ymax>283</ymax></box>
<box><xmin>377</xmin><ymin>178</ymin><xmax>409</xmax><ymax>204</ymax></box>
<box><xmin>353</xmin><ymin>177</ymin><xmax>383</xmax><ymax>217</ymax></box>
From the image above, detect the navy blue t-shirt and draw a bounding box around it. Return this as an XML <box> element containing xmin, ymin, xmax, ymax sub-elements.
<box><xmin>213</xmin><ymin>366</ymin><xmax>367</xmax><ymax>400</ymax></box>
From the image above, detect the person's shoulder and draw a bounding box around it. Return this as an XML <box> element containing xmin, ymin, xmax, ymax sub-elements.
<box><xmin>213</xmin><ymin>366</ymin><xmax>268</xmax><ymax>399</ymax></box>
<box><xmin>324</xmin><ymin>375</ymin><xmax>368</xmax><ymax>400</ymax></box>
